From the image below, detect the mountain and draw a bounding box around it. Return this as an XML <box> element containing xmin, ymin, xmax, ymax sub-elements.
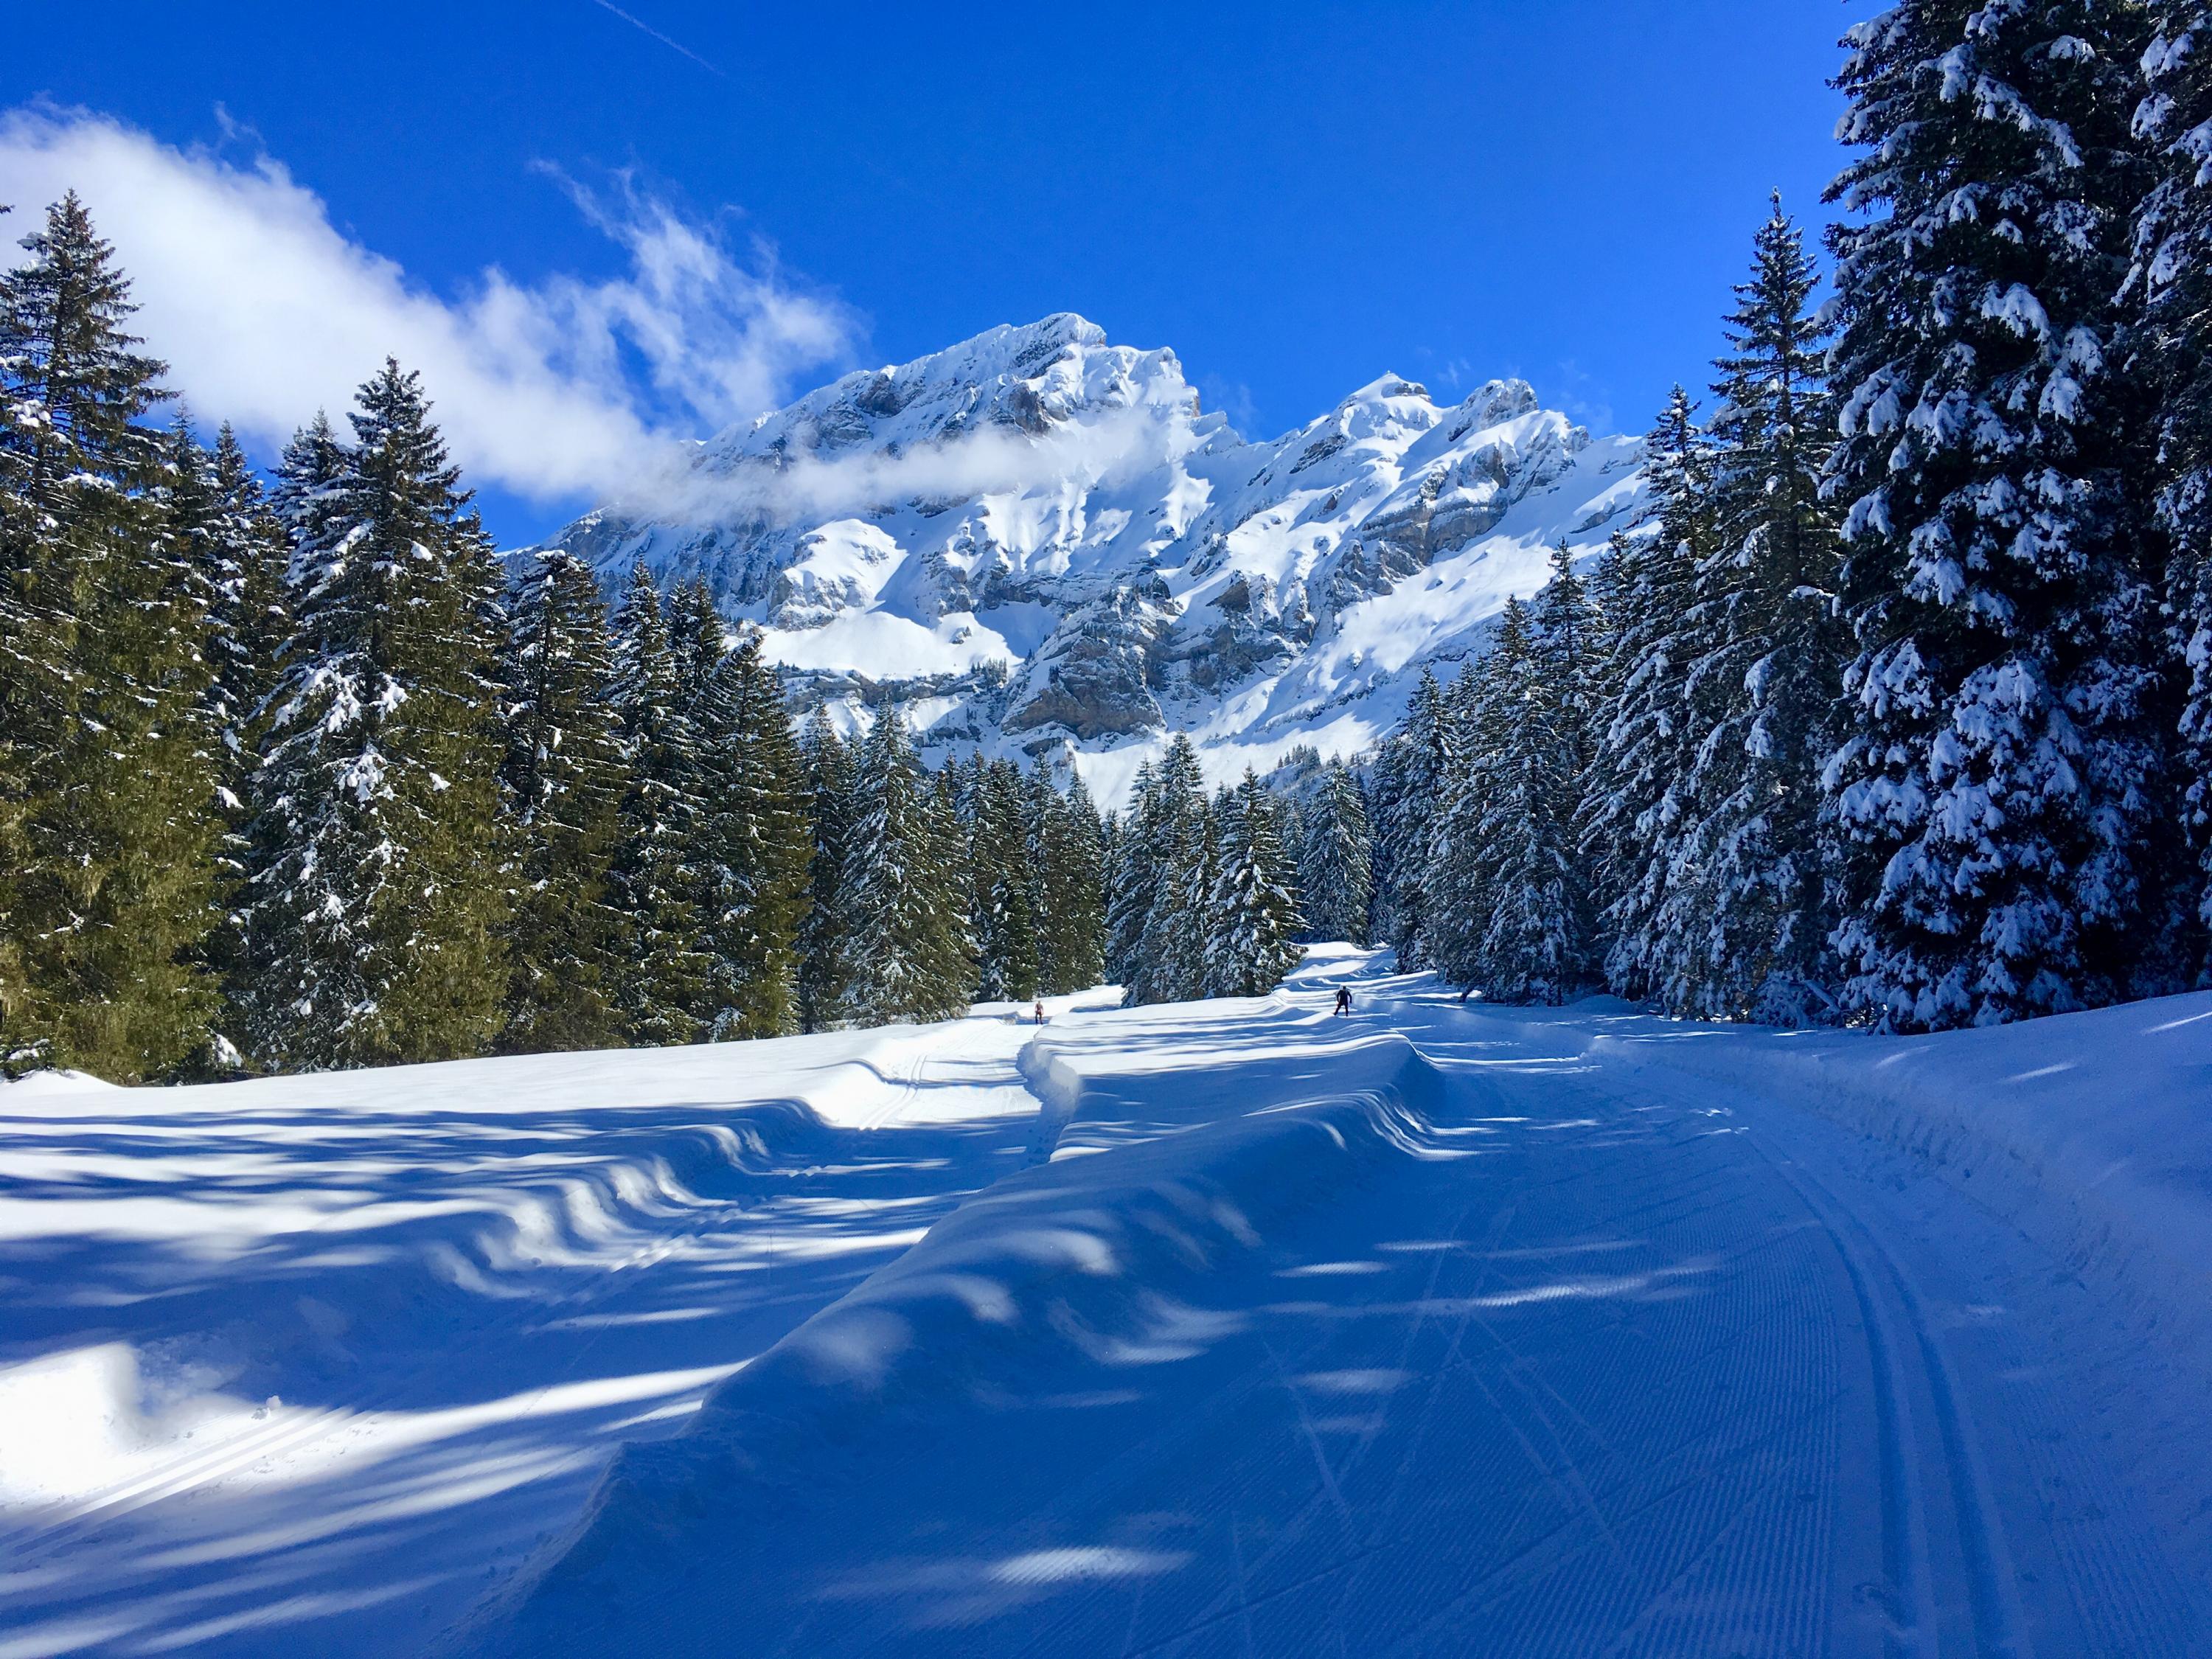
<box><xmin>544</xmin><ymin>313</ymin><xmax>1647</xmax><ymax>803</ymax></box>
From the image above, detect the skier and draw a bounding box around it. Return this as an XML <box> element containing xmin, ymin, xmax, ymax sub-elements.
<box><xmin>1334</xmin><ymin>987</ymin><xmax>1352</xmax><ymax>1018</ymax></box>
<box><xmin>1034</xmin><ymin>999</ymin><xmax>1046</xmax><ymax>1027</ymax></box>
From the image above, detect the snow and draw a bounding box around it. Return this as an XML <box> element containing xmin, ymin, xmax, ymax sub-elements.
<box><xmin>6</xmin><ymin>971</ymin><xmax>2211</xmax><ymax>1654</ymax></box>
<box><xmin>542</xmin><ymin>316</ymin><xmax>1649</xmax><ymax>807</ymax></box>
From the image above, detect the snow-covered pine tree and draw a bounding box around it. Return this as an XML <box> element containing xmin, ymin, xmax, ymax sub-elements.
<box><xmin>1130</xmin><ymin>736</ymin><xmax>1210</xmax><ymax>1004</ymax></box>
<box><xmin>2133</xmin><ymin>1</ymin><xmax>2212</xmax><ymax>961</ymax></box>
<box><xmin>1205</xmin><ymin>771</ymin><xmax>1305</xmax><ymax>996</ymax></box>
<box><xmin>156</xmin><ymin>417</ymin><xmax>291</xmax><ymax>1067</ymax></box>
<box><xmin>1652</xmin><ymin>200</ymin><xmax>1846</xmax><ymax>1023</ymax></box>
<box><xmin>1040</xmin><ymin>771</ymin><xmax>1107</xmax><ymax>993</ymax></box>
<box><xmin>1104</xmin><ymin>758</ymin><xmax>1161</xmax><ymax>990</ymax></box>
<box><xmin>713</xmin><ymin>628</ymin><xmax>813</xmax><ymax>1038</ymax></box>
<box><xmin>248</xmin><ymin>359</ymin><xmax>509</xmax><ymax>1069</ymax></box>
<box><xmin>1368</xmin><ymin>669</ymin><xmax>1454</xmax><ymax>966</ymax></box>
<box><xmin>605</xmin><ymin>562</ymin><xmax>708</xmax><ymax>1047</ymax></box>
<box><xmin>1463</xmin><ymin>582</ymin><xmax>1593</xmax><ymax>1004</ymax></box>
<box><xmin>0</xmin><ymin>194</ymin><xmax>220</xmax><ymax>1080</ymax></box>
<box><xmin>837</xmin><ymin>712</ymin><xmax>973</xmax><ymax>1026</ymax></box>
<box><xmin>796</xmin><ymin>709</ymin><xmax>855</xmax><ymax>1032</ymax></box>
<box><xmin>498</xmin><ymin>551</ymin><xmax>625</xmax><ymax>1052</ymax></box>
<box><xmin>1296</xmin><ymin>759</ymin><xmax>1374</xmax><ymax>946</ymax></box>
<box><xmin>971</xmin><ymin>759</ymin><xmax>1040</xmax><ymax>1002</ymax></box>
<box><xmin>669</xmin><ymin>578</ymin><xmax>751</xmax><ymax>1034</ymax></box>
<box><xmin>1580</xmin><ymin>392</ymin><xmax>1716</xmax><ymax>1002</ymax></box>
<box><xmin>1428</xmin><ymin>660</ymin><xmax>1503</xmax><ymax>988</ymax></box>
<box><xmin>1824</xmin><ymin>0</ymin><xmax>2171</xmax><ymax>1028</ymax></box>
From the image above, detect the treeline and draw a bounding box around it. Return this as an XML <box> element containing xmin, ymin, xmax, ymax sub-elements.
<box><xmin>1371</xmin><ymin>0</ymin><xmax>2212</xmax><ymax>1032</ymax></box>
<box><xmin>0</xmin><ymin>193</ymin><xmax>1109</xmax><ymax>1082</ymax></box>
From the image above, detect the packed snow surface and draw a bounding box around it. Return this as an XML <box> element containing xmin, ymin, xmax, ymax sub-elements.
<box><xmin>5</xmin><ymin>962</ymin><xmax>2211</xmax><ymax>1655</ymax></box>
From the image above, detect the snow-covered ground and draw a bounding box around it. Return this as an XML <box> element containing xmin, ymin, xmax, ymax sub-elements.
<box><xmin>5</xmin><ymin>961</ymin><xmax>2211</xmax><ymax>1655</ymax></box>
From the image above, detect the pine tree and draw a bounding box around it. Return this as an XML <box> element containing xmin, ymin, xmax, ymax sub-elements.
<box><xmin>1581</xmin><ymin>392</ymin><xmax>1717</xmax><ymax>1001</ymax></box>
<box><xmin>1104</xmin><ymin>759</ymin><xmax>1161</xmax><ymax>990</ymax></box>
<box><xmin>2134</xmin><ymin>1</ymin><xmax>2212</xmax><ymax>963</ymax></box>
<box><xmin>796</xmin><ymin>709</ymin><xmax>855</xmax><ymax>1032</ymax></box>
<box><xmin>1654</xmin><ymin>201</ymin><xmax>1846</xmax><ymax>1023</ymax></box>
<box><xmin>971</xmin><ymin>759</ymin><xmax>1041</xmax><ymax>1001</ymax></box>
<box><xmin>838</xmin><ymin>712</ymin><xmax>973</xmax><ymax>1025</ymax></box>
<box><xmin>0</xmin><ymin>194</ymin><xmax>220</xmax><ymax>1079</ymax></box>
<box><xmin>1436</xmin><ymin>585</ymin><xmax>1593</xmax><ymax>1004</ymax></box>
<box><xmin>175</xmin><ymin>422</ymin><xmax>291</xmax><ymax>1060</ymax></box>
<box><xmin>714</xmin><ymin>626</ymin><xmax>813</xmax><ymax>1037</ymax></box>
<box><xmin>1206</xmin><ymin>772</ymin><xmax>1305</xmax><ymax>995</ymax></box>
<box><xmin>499</xmin><ymin>551</ymin><xmax>626</xmax><ymax>1052</ymax></box>
<box><xmin>1823</xmin><ymin>0</ymin><xmax>2168</xmax><ymax>1028</ymax></box>
<box><xmin>606</xmin><ymin>563</ymin><xmax>707</xmax><ymax>1046</ymax></box>
<box><xmin>1296</xmin><ymin>759</ymin><xmax>1374</xmax><ymax>945</ymax></box>
<box><xmin>1130</xmin><ymin>736</ymin><xmax>1210</xmax><ymax>1004</ymax></box>
<box><xmin>1039</xmin><ymin>771</ymin><xmax>1108</xmax><ymax>992</ymax></box>
<box><xmin>1369</xmin><ymin>669</ymin><xmax>1455</xmax><ymax>966</ymax></box>
<box><xmin>248</xmin><ymin>360</ymin><xmax>509</xmax><ymax>1069</ymax></box>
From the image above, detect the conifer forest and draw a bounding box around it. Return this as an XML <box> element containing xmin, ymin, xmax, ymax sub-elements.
<box><xmin>12</xmin><ymin>1</ymin><xmax>2212</xmax><ymax>1082</ymax></box>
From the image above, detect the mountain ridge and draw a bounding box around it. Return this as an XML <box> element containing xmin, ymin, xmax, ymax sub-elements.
<box><xmin>540</xmin><ymin>313</ymin><xmax>1649</xmax><ymax>804</ymax></box>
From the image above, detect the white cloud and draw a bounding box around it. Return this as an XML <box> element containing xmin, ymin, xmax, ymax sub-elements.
<box><xmin>0</xmin><ymin>106</ymin><xmax>858</xmax><ymax>508</ymax></box>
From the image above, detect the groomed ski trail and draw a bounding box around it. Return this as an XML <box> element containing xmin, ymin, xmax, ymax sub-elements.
<box><xmin>459</xmin><ymin>961</ymin><xmax>2212</xmax><ymax>1658</ymax></box>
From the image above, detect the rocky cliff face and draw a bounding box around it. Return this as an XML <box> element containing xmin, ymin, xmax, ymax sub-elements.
<box><xmin>542</xmin><ymin>313</ymin><xmax>1646</xmax><ymax>804</ymax></box>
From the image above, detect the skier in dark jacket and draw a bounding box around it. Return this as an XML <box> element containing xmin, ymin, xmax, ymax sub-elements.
<box><xmin>1334</xmin><ymin>987</ymin><xmax>1352</xmax><ymax>1018</ymax></box>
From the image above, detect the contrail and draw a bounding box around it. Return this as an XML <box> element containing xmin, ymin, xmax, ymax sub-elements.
<box><xmin>584</xmin><ymin>0</ymin><xmax>727</xmax><ymax>77</ymax></box>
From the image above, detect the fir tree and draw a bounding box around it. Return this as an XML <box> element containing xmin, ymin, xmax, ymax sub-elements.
<box><xmin>1369</xmin><ymin>669</ymin><xmax>1455</xmax><ymax>965</ymax></box>
<box><xmin>605</xmin><ymin>563</ymin><xmax>707</xmax><ymax>1046</ymax></box>
<box><xmin>2134</xmin><ymin>1</ymin><xmax>2212</xmax><ymax>962</ymax></box>
<box><xmin>248</xmin><ymin>361</ymin><xmax>509</xmax><ymax>1069</ymax></box>
<box><xmin>971</xmin><ymin>759</ymin><xmax>1041</xmax><ymax>1002</ymax></box>
<box><xmin>1297</xmin><ymin>760</ymin><xmax>1374</xmax><ymax>945</ymax></box>
<box><xmin>713</xmin><ymin>626</ymin><xmax>813</xmax><ymax>1037</ymax></box>
<box><xmin>1823</xmin><ymin>0</ymin><xmax>2169</xmax><ymax>1028</ymax></box>
<box><xmin>796</xmin><ymin>709</ymin><xmax>855</xmax><ymax>1032</ymax></box>
<box><xmin>499</xmin><ymin>551</ymin><xmax>625</xmax><ymax>1052</ymax></box>
<box><xmin>1039</xmin><ymin>772</ymin><xmax>1108</xmax><ymax>993</ymax></box>
<box><xmin>1206</xmin><ymin>772</ymin><xmax>1305</xmax><ymax>995</ymax></box>
<box><xmin>1104</xmin><ymin>758</ymin><xmax>1161</xmax><ymax>990</ymax></box>
<box><xmin>1581</xmin><ymin>393</ymin><xmax>1716</xmax><ymax>1001</ymax></box>
<box><xmin>838</xmin><ymin>712</ymin><xmax>973</xmax><ymax>1025</ymax></box>
<box><xmin>1655</xmin><ymin>201</ymin><xmax>1846</xmax><ymax>1023</ymax></box>
<box><xmin>0</xmin><ymin>194</ymin><xmax>220</xmax><ymax>1079</ymax></box>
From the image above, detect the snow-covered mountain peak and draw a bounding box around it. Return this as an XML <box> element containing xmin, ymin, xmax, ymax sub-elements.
<box><xmin>540</xmin><ymin>317</ymin><xmax>1648</xmax><ymax>804</ymax></box>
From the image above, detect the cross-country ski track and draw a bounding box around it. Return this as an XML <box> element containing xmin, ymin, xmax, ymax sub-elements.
<box><xmin>4</xmin><ymin>951</ymin><xmax>2210</xmax><ymax>1657</ymax></box>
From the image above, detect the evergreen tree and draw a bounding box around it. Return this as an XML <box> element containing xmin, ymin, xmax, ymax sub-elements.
<box><xmin>1104</xmin><ymin>759</ymin><xmax>1161</xmax><ymax>990</ymax></box>
<box><xmin>179</xmin><ymin>422</ymin><xmax>291</xmax><ymax>1057</ymax></box>
<box><xmin>1581</xmin><ymin>393</ymin><xmax>1717</xmax><ymax>1001</ymax></box>
<box><xmin>1039</xmin><ymin>771</ymin><xmax>1108</xmax><ymax>993</ymax></box>
<box><xmin>796</xmin><ymin>709</ymin><xmax>855</xmax><ymax>1032</ymax></box>
<box><xmin>0</xmin><ymin>194</ymin><xmax>220</xmax><ymax>1079</ymax></box>
<box><xmin>248</xmin><ymin>360</ymin><xmax>509</xmax><ymax>1069</ymax></box>
<box><xmin>1129</xmin><ymin>736</ymin><xmax>1210</xmax><ymax>1004</ymax></box>
<box><xmin>1296</xmin><ymin>760</ymin><xmax>1374</xmax><ymax>945</ymax></box>
<box><xmin>1206</xmin><ymin>771</ymin><xmax>1305</xmax><ymax>995</ymax></box>
<box><xmin>971</xmin><ymin>759</ymin><xmax>1041</xmax><ymax>1001</ymax></box>
<box><xmin>499</xmin><ymin>551</ymin><xmax>625</xmax><ymax>1052</ymax></box>
<box><xmin>605</xmin><ymin>563</ymin><xmax>707</xmax><ymax>1046</ymax></box>
<box><xmin>1368</xmin><ymin>669</ymin><xmax>1454</xmax><ymax>965</ymax></box>
<box><xmin>2134</xmin><ymin>1</ymin><xmax>2212</xmax><ymax>961</ymax></box>
<box><xmin>1654</xmin><ymin>201</ymin><xmax>1846</xmax><ymax>1023</ymax></box>
<box><xmin>838</xmin><ymin>712</ymin><xmax>973</xmax><ymax>1024</ymax></box>
<box><xmin>712</xmin><ymin>624</ymin><xmax>813</xmax><ymax>1038</ymax></box>
<box><xmin>1823</xmin><ymin>0</ymin><xmax>2169</xmax><ymax>1028</ymax></box>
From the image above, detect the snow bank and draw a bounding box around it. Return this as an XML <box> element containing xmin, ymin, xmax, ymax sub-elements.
<box><xmin>459</xmin><ymin>1010</ymin><xmax>1454</xmax><ymax>1655</ymax></box>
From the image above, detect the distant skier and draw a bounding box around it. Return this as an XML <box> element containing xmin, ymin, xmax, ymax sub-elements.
<box><xmin>1334</xmin><ymin>987</ymin><xmax>1352</xmax><ymax>1018</ymax></box>
<box><xmin>1034</xmin><ymin>1000</ymin><xmax>1047</xmax><ymax>1026</ymax></box>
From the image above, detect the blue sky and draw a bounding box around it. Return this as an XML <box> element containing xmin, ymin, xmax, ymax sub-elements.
<box><xmin>4</xmin><ymin>1</ymin><xmax>1848</xmax><ymax>545</ymax></box>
